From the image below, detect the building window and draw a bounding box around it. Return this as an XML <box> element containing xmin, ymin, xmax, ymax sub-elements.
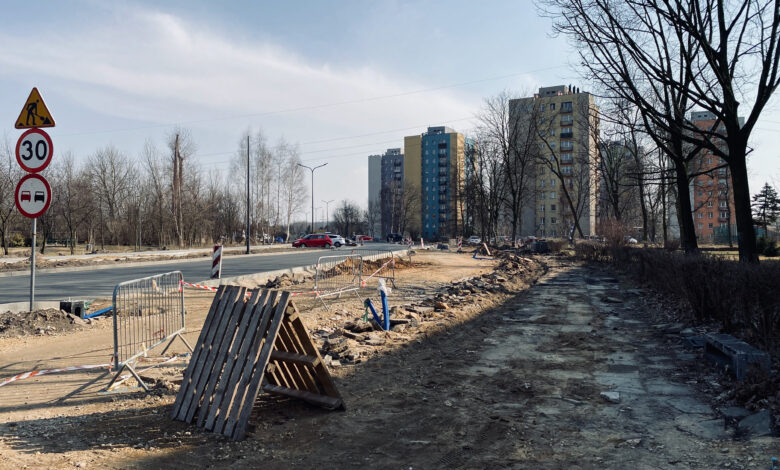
<box><xmin>708</xmin><ymin>223</ymin><xmax>714</xmax><ymax>229</ymax></box>
<box><xmin>719</xmin><ymin>201</ymin><xmax>727</xmax><ymax>207</ymax></box>
<box><xmin>707</xmin><ymin>201</ymin><xmax>713</xmax><ymax>207</ymax></box>
<box><xmin>561</xmin><ymin>101</ymin><xmax>573</xmax><ymax>112</ymax></box>
<box><xmin>550</xmin><ymin>178</ymin><xmax>556</xmax><ymax>186</ymax></box>
<box><xmin>551</xmin><ymin>204</ymin><xmax>556</xmax><ymax>211</ymax></box>
<box><xmin>540</xmin><ymin>104</ymin><xmax>546</xmax><ymax>111</ymax></box>
<box><xmin>720</xmin><ymin>211</ymin><xmax>728</xmax><ymax>218</ymax></box>
<box><xmin>561</xmin><ymin>141</ymin><xmax>573</xmax><ymax>150</ymax></box>
<box><xmin>698</xmin><ymin>191</ymin><xmax>703</xmax><ymax>197</ymax></box>
<box><xmin>549</xmin><ymin>191</ymin><xmax>556</xmax><ymax>199</ymax></box>
<box><xmin>708</xmin><ymin>212</ymin><xmax>713</xmax><ymax>218</ymax></box>
<box><xmin>550</xmin><ymin>103</ymin><xmax>555</xmax><ymax>110</ymax></box>
<box><xmin>561</xmin><ymin>167</ymin><xmax>573</xmax><ymax>175</ymax></box>
<box><xmin>540</xmin><ymin>217</ymin><xmax>545</xmax><ymax>224</ymax></box>
<box><xmin>561</xmin><ymin>153</ymin><xmax>573</xmax><ymax>161</ymax></box>
<box><xmin>698</xmin><ymin>212</ymin><xmax>704</xmax><ymax>219</ymax></box>
<box><xmin>551</xmin><ymin>217</ymin><xmax>557</xmax><ymax>224</ymax></box>
<box><xmin>698</xmin><ymin>223</ymin><xmax>703</xmax><ymax>229</ymax></box>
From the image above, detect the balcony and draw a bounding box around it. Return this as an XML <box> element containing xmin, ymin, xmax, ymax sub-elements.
<box><xmin>718</xmin><ymin>216</ymin><xmax>730</xmax><ymax>222</ymax></box>
<box><xmin>439</xmin><ymin>190</ymin><xmax>447</xmax><ymax>195</ymax></box>
<box><xmin>560</xmin><ymin>131</ymin><xmax>573</xmax><ymax>138</ymax></box>
<box><xmin>560</xmin><ymin>117</ymin><xmax>573</xmax><ymax>125</ymax></box>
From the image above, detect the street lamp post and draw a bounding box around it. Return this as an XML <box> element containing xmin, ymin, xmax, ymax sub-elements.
<box><xmin>322</xmin><ymin>199</ymin><xmax>334</xmax><ymax>232</ymax></box>
<box><xmin>297</xmin><ymin>162</ymin><xmax>327</xmax><ymax>233</ymax></box>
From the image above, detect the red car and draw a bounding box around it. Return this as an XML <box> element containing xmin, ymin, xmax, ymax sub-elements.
<box><xmin>354</xmin><ymin>235</ymin><xmax>373</xmax><ymax>242</ymax></box>
<box><xmin>292</xmin><ymin>233</ymin><xmax>334</xmax><ymax>248</ymax></box>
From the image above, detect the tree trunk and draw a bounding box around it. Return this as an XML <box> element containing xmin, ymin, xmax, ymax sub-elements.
<box><xmin>728</xmin><ymin>148</ymin><xmax>759</xmax><ymax>263</ymax></box>
<box><xmin>673</xmin><ymin>163</ymin><xmax>698</xmax><ymax>254</ymax></box>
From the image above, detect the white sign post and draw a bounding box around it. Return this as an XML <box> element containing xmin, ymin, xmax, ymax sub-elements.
<box><xmin>13</xmin><ymin>88</ymin><xmax>55</xmax><ymax>311</ymax></box>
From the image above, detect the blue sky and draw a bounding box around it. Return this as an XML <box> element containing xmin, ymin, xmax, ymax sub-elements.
<box><xmin>0</xmin><ymin>1</ymin><xmax>777</xmax><ymax>215</ymax></box>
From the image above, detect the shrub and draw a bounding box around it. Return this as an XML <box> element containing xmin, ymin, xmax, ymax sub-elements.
<box><xmin>756</xmin><ymin>236</ymin><xmax>768</xmax><ymax>253</ymax></box>
<box><xmin>763</xmin><ymin>240</ymin><xmax>778</xmax><ymax>257</ymax></box>
<box><xmin>9</xmin><ymin>233</ymin><xmax>24</xmax><ymax>247</ymax></box>
<box><xmin>576</xmin><ymin>246</ymin><xmax>780</xmax><ymax>355</ymax></box>
<box><xmin>546</xmin><ymin>239</ymin><xmax>567</xmax><ymax>252</ymax></box>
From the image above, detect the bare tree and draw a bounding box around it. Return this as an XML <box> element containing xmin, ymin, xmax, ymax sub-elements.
<box><xmin>87</xmin><ymin>145</ymin><xmax>136</xmax><ymax>247</ymax></box>
<box><xmin>480</xmin><ymin>91</ymin><xmax>538</xmax><ymax>241</ymax></box>
<box><xmin>53</xmin><ymin>153</ymin><xmax>94</xmax><ymax>254</ymax></box>
<box><xmin>168</xmin><ymin>129</ymin><xmax>196</xmax><ymax>248</ymax></box>
<box><xmin>0</xmin><ymin>138</ymin><xmax>22</xmax><ymax>255</ymax></box>
<box><xmin>332</xmin><ymin>200</ymin><xmax>362</xmax><ymax>237</ymax></box>
<box><xmin>541</xmin><ymin>0</ymin><xmax>780</xmax><ymax>261</ymax></box>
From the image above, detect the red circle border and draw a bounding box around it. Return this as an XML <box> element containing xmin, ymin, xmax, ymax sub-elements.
<box><xmin>15</xmin><ymin>128</ymin><xmax>54</xmax><ymax>173</ymax></box>
<box><xmin>14</xmin><ymin>173</ymin><xmax>52</xmax><ymax>218</ymax></box>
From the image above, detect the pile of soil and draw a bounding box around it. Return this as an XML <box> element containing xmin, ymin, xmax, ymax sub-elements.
<box><xmin>0</xmin><ymin>309</ymin><xmax>87</xmax><ymax>338</ymax></box>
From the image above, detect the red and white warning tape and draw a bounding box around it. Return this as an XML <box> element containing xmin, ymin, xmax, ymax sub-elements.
<box><xmin>360</xmin><ymin>257</ymin><xmax>395</xmax><ymax>287</ymax></box>
<box><xmin>181</xmin><ymin>280</ymin><xmax>218</xmax><ymax>292</ymax></box>
<box><xmin>182</xmin><ymin>280</ymin><xmax>321</xmax><ymax>298</ymax></box>
<box><xmin>0</xmin><ymin>363</ymin><xmax>112</xmax><ymax>388</ymax></box>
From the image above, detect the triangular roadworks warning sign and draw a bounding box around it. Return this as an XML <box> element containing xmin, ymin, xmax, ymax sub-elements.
<box><xmin>15</xmin><ymin>87</ymin><xmax>55</xmax><ymax>129</ymax></box>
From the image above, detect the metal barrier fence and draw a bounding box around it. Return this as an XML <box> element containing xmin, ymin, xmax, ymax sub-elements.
<box><xmin>348</xmin><ymin>248</ymin><xmax>396</xmax><ymax>287</ymax></box>
<box><xmin>108</xmin><ymin>271</ymin><xmax>192</xmax><ymax>390</ymax></box>
<box><xmin>315</xmin><ymin>254</ymin><xmax>363</xmax><ymax>301</ymax></box>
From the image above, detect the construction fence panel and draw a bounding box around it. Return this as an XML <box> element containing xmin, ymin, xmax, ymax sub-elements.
<box><xmin>110</xmin><ymin>271</ymin><xmax>190</xmax><ymax>389</ymax></box>
<box><xmin>348</xmin><ymin>248</ymin><xmax>396</xmax><ymax>287</ymax></box>
<box><xmin>315</xmin><ymin>254</ymin><xmax>363</xmax><ymax>298</ymax></box>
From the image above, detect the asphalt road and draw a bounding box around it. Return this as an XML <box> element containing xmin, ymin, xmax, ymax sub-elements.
<box><xmin>0</xmin><ymin>243</ymin><xmax>403</xmax><ymax>303</ymax></box>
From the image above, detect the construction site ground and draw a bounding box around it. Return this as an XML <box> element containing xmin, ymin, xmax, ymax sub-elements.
<box><xmin>0</xmin><ymin>251</ymin><xmax>776</xmax><ymax>469</ymax></box>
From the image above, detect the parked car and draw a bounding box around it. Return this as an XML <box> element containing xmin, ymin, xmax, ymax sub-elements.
<box><xmin>387</xmin><ymin>233</ymin><xmax>404</xmax><ymax>243</ymax></box>
<box><xmin>467</xmin><ymin>235</ymin><xmax>481</xmax><ymax>244</ymax></box>
<box><xmin>292</xmin><ymin>233</ymin><xmax>334</xmax><ymax>248</ymax></box>
<box><xmin>355</xmin><ymin>234</ymin><xmax>373</xmax><ymax>242</ymax></box>
<box><xmin>626</xmin><ymin>236</ymin><xmax>638</xmax><ymax>244</ymax></box>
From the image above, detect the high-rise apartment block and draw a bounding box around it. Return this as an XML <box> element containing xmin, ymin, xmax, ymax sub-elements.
<box><xmin>367</xmin><ymin>154</ymin><xmax>383</xmax><ymax>236</ymax></box>
<box><xmin>379</xmin><ymin>148</ymin><xmax>404</xmax><ymax>238</ymax></box>
<box><xmin>689</xmin><ymin>111</ymin><xmax>738</xmax><ymax>243</ymax></box>
<box><xmin>404</xmin><ymin>126</ymin><xmax>475</xmax><ymax>240</ymax></box>
<box><xmin>510</xmin><ymin>85</ymin><xmax>599</xmax><ymax>238</ymax></box>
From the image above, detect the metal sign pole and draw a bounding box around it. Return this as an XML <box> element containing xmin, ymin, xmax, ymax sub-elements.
<box><xmin>30</xmin><ymin>217</ymin><xmax>36</xmax><ymax>311</ymax></box>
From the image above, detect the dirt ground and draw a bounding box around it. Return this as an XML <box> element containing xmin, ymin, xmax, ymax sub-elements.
<box><xmin>0</xmin><ymin>250</ymin><xmax>777</xmax><ymax>469</ymax></box>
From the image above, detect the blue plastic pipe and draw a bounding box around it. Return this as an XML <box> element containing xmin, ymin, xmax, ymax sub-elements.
<box><xmin>83</xmin><ymin>306</ymin><xmax>113</xmax><ymax>319</ymax></box>
<box><xmin>379</xmin><ymin>289</ymin><xmax>390</xmax><ymax>331</ymax></box>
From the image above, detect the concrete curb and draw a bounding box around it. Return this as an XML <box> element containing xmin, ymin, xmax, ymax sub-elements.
<box><xmin>193</xmin><ymin>248</ymin><xmax>409</xmax><ymax>289</ymax></box>
<box><xmin>0</xmin><ymin>301</ymin><xmax>62</xmax><ymax>313</ymax></box>
<box><xmin>197</xmin><ymin>264</ymin><xmax>320</xmax><ymax>289</ymax></box>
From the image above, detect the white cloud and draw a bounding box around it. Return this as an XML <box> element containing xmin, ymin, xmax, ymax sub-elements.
<box><xmin>0</xmin><ymin>5</ymin><xmax>476</xmax><ymax>132</ymax></box>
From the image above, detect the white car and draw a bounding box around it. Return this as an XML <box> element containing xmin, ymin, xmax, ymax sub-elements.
<box><xmin>327</xmin><ymin>233</ymin><xmax>346</xmax><ymax>247</ymax></box>
<box><xmin>467</xmin><ymin>236</ymin><xmax>481</xmax><ymax>244</ymax></box>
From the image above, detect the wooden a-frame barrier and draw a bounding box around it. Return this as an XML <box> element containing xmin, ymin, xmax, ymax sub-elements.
<box><xmin>171</xmin><ymin>285</ymin><xmax>345</xmax><ymax>440</ymax></box>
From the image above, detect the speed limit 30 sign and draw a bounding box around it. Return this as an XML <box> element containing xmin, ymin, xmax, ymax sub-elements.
<box><xmin>15</xmin><ymin>128</ymin><xmax>53</xmax><ymax>173</ymax></box>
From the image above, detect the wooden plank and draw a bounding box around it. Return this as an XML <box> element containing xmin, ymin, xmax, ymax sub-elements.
<box><xmin>174</xmin><ymin>286</ymin><xmax>238</xmax><ymax>421</ymax></box>
<box><xmin>204</xmin><ymin>290</ymin><xmax>269</xmax><ymax>431</ymax></box>
<box><xmin>215</xmin><ymin>290</ymin><xmax>279</xmax><ymax>436</ymax></box>
<box><xmin>170</xmin><ymin>285</ymin><xmax>226</xmax><ymax>418</ymax></box>
<box><xmin>230</xmin><ymin>291</ymin><xmax>291</xmax><ymax>440</ymax></box>
<box><xmin>276</xmin><ymin>320</ymin><xmax>320</xmax><ymax>393</ymax></box>
<box><xmin>272</xmin><ymin>323</ymin><xmax>311</xmax><ymax>392</ymax></box>
<box><xmin>287</xmin><ymin>307</ymin><xmax>344</xmax><ymax>403</ymax></box>
<box><xmin>183</xmin><ymin>287</ymin><xmax>246</xmax><ymax>423</ymax></box>
<box><xmin>269</xmin><ymin>350</ymin><xmax>319</xmax><ymax>367</ymax></box>
<box><xmin>263</xmin><ymin>384</ymin><xmax>343</xmax><ymax>410</ymax></box>
<box><xmin>195</xmin><ymin>289</ymin><xmax>260</xmax><ymax>428</ymax></box>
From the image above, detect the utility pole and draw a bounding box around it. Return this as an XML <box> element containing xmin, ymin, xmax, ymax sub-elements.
<box><xmin>297</xmin><ymin>162</ymin><xmax>327</xmax><ymax>234</ymax></box>
<box><xmin>246</xmin><ymin>135</ymin><xmax>250</xmax><ymax>254</ymax></box>
<box><xmin>322</xmin><ymin>199</ymin><xmax>334</xmax><ymax>232</ymax></box>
